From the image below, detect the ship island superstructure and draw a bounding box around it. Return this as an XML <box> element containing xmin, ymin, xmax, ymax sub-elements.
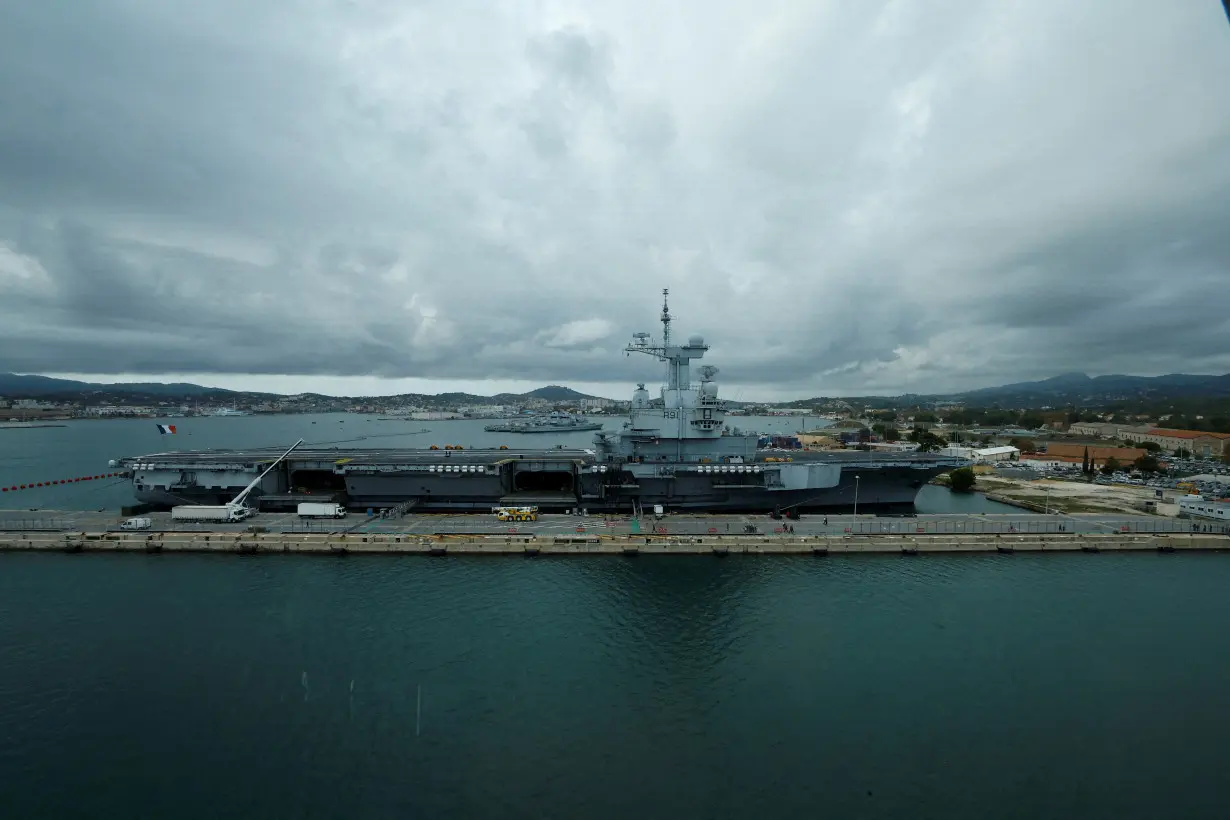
<box><xmin>112</xmin><ymin>291</ymin><xmax>968</xmax><ymax>513</ymax></box>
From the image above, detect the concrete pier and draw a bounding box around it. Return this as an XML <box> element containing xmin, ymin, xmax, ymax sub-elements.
<box><xmin>3</xmin><ymin>509</ymin><xmax>1228</xmax><ymax>556</ymax></box>
<box><xmin>1</xmin><ymin>530</ymin><xmax>1226</xmax><ymax>555</ymax></box>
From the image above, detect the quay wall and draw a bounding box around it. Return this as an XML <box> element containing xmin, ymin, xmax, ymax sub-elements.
<box><xmin>1</xmin><ymin>531</ymin><xmax>1227</xmax><ymax>555</ymax></box>
<box><xmin>984</xmin><ymin>492</ymin><xmax>1049</xmax><ymax>513</ymax></box>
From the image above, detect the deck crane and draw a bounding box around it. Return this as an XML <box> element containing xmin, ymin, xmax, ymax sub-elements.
<box><xmin>227</xmin><ymin>439</ymin><xmax>304</xmax><ymax>516</ymax></box>
<box><xmin>169</xmin><ymin>439</ymin><xmax>305</xmax><ymax>522</ymax></box>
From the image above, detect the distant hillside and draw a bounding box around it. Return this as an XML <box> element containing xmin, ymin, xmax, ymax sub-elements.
<box><xmin>0</xmin><ymin>372</ymin><xmax>244</xmax><ymax>397</ymax></box>
<box><xmin>6</xmin><ymin>370</ymin><xmax>1229</xmax><ymax>407</ymax></box>
<box><xmin>952</xmin><ymin>372</ymin><xmax>1230</xmax><ymax>404</ymax></box>
<box><xmin>0</xmin><ymin>373</ymin><xmax>609</xmax><ymax>404</ymax></box>
<box><xmin>500</xmin><ymin>385</ymin><xmax>597</xmax><ymax>402</ymax></box>
<box><xmin>774</xmin><ymin>371</ymin><xmax>1230</xmax><ymax>409</ymax></box>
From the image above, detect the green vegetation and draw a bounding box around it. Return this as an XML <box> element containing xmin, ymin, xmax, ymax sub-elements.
<box><xmin>871</xmin><ymin>423</ymin><xmax>900</xmax><ymax>442</ymax></box>
<box><xmin>981</xmin><ymin>410</ymin><xmax>1017</xmax><ymax>427</ymax></box>
<box><xmin>909</xmin><ymin>428</ymin><xmax>948</xmax><ymax>452</ymax></box>
<box><xmin>1009</xmin><ymin>437</ymin><xmax>1037</xmax><ymax>453</ymax></box>
<box><xmin>1081</xmin><ymin>447</ymin><xmax>1095</xmax><ymax>480</ymax></box>
<box><xmin>1018</xmin><ymin>412</ymin><xmax>1045</xmax><ymax>429</ymax></box>
<box><xmin>1134</xmin><ymin>454</ymin><xmax>1160</xmax><ymax>474</ymax></box>
<box><xmin>948</xmin><ymin>467</ymin><xmax>976</xmax><ymax>492</ymax></box>
<box><xmin>947</xmin><ymin>402</ymin><xmax>1230</xmax><ymax>435</ymax></box>
<box><xmin>1099</xmin><ymin>457</ymin><xmax>1121</xmax><ymax>475</ymax></box>
<box><xmin>939</xmin><ymin>407</ymin><xmax>1066</xmax><ymax>430</ymax></box>
<box><xmin>1155</xmin><ymin>414</ymin><xmax>1230</xmax><ymax>433</ymax></box>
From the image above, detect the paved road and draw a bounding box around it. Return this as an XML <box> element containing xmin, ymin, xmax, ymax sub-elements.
<box><xmin>3</xmin><ymin>509</ymin><xmax>1225</xmax><ymax>536</ymax></box>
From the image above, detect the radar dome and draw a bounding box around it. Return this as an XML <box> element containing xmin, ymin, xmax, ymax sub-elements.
<box><xmin>688</xmin><ymin>335</ymin><xmax>705</xmax><ymax>347</ymax></box>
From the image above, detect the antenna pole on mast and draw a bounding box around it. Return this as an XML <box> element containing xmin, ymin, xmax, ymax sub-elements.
<box><xmin>660</xmin><ymin>288</ymin><xmax>671</xmax><ymax>347</ymax></box>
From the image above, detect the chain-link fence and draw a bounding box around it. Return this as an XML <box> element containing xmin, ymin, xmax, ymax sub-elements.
<box><xmin>510</xmin><ymin>515</ymin><xmax>1204</xmax><ymax>537</ymax></box>
<box><xmin>837</xmin><ymin>518</ymin><xmax>1192</xmax><ymax>535</ymax></box>
<box><xmin>0</xmin><ymin>517</ymin><xmax>71</xmax><ymax>531</ymax></box>
<box><xmin>11</xmin><ymin>512</ymin><xmax>1221</xmax><ymax>539</ymax></box>
<box><xmin>353</xmin><ymin>515</ymin><xmax>1206</xmax><ymax>538</ymax></box>
<box><xmin>280</xmin><ymin>519</ymin><xmax>354</xmax><ymax>535</ymax></box>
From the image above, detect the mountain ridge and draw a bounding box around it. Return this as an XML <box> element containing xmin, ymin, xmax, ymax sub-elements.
<box><xmin>951</xmin><ymin>372</ymin><xmax>1230</xmax><ymax>403</ymax></box>
<box><xmin>4</xmin><ymin>371</ymin><xmax>1230</xmax><ymax>405</ymax></box>
<box><xmin>0</xmin><ymin>373</ymin><xmax>607</xmax><ymax>403</ymax></box>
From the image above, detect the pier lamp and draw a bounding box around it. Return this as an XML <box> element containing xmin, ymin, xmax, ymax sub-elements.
<box><xmin>854</xmin><ymin>475</ymin><xmax>860</xmax><ymax>518</ymax></box>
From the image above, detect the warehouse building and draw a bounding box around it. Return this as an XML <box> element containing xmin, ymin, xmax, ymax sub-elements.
<box><xmin>973</xmin><ymin>446</ymin><xmax>1019</xmax><ymax>463</ymax></box>
<box><xmin>944</xmin><ymin>445</ymin><xmax>1019</xmax><ymax>463</ymax></box>
<box><xmin>1119</xmin><ymin>428</ymin><xmax>1230</xmax><ymax>457</ymax></box>
<box><xmin>1045</xmin><ymin>443</ymin><xmax>1149</xmax><ymax>464</ymax></box>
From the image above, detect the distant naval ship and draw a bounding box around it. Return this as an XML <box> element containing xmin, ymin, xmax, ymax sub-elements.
<box><xmin>484</xmin><ymin>412</ymin><xmax>603</xmax><ymax>434</ymax></box>
<box><xmin>113</xmin><ymin>291</ymin><xmax>967</xmax><ymax>513</ymax></box>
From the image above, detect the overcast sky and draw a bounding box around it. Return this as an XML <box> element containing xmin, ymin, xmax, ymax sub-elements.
<box><xmin>1</xmin><ymin>1</ymin><xmax>1229</xmax><ymax>400</ymax></box>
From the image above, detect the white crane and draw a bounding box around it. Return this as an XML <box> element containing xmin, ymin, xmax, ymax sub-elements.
<box><xmin>227</xmin><ymin>438</ymin><xmax>305</xmax><ymax>515</ymax></box>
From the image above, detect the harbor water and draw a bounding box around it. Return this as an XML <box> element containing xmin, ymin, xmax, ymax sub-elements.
<box><xmin>2</xmin><ymin>551</ymin><xmax>1229</xmax><ymax>818</ymax></box>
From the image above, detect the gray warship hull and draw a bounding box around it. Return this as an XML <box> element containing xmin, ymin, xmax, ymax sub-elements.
<box><xmin>117</xmin><ymin>446</ymin><xmax>961</xmax><ymax>513</ymax></box>
<box><xmin>482</xmin><ymin>422</ymin><xmax>604</xmax><ymax>433</ymax></box>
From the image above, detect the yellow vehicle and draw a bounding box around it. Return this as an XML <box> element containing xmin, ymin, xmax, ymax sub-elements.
<box><xmin>495</xmin><ymin>506</ymin><xmax>539</xmax><ymax>522</ymax></box>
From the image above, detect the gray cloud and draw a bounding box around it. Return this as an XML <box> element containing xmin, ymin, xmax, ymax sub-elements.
<box><xmin>1</xmin><ymin>0</ymin><xmax>1229</xmax><ymax>397</ymax></box>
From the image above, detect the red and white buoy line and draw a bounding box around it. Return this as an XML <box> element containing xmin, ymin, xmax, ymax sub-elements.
<box><xmin>2</xmin><ymin>471</ymin><xmax>131</xmax><ymax>493</ymax></box>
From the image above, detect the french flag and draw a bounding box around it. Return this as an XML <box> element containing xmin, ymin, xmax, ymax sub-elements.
<box><xmin>157</xmin><ymin>424</ymin><xmax>177</xmax><ymax>434</ymax></box>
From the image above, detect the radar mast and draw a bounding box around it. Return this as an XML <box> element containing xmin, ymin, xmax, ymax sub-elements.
<box><xmin>624</xmin><ymin>289</ymin><xmax>710</xmax><ymax>392</ymax></box>
<box><xmin>660</xmin><ymin>288</ymin><xmax>671</xmax><ymax>348</ymax></box>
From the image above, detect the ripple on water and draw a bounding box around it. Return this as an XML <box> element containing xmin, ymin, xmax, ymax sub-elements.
<box><xmin>2</xmin><ymin>553</ymin><xmax>1230</xmax><ymax>819</ymax></box>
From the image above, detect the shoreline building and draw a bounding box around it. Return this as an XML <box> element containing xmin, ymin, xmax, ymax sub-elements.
<box><xmin>1118</xmin><ymin>428</ymin><xmax>1230</xmax><ymax>458</ymax></box>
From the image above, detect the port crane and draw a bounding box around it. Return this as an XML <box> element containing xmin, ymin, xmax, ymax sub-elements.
<box><xmin>226</xmin><ymin>438</ymin><xmax>304</xmax><ymax>515</ymax></box>
<box><xmin>168</xmin><ymin>439</ymin><xmax>304</xmax><ymax>521</ymax></box>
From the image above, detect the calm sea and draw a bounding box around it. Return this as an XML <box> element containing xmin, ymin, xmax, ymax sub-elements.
<box><xmin>2</xmin><ymin>552</ymin><xmax>1228</xmax><ymax>819</ymax></box>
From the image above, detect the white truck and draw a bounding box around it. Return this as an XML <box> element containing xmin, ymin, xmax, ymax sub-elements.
<box><xmin>163</xmin><ymin>440</ymin><xmax>305</xmax><ymax>528</ymax></box>
<box><xmin>120</xmin><ymin>517</ymin><xmax>152</xmax><ymax>531</ymax></box>
<box><xmin>297</xmin><ymin>502</ymin><xmax>347</xmax><ymax>519</ymax></box>
<box><xmin>171</xmin><ymin>505</ymin><xmax>251</xmax><ymax>523</ymax></box>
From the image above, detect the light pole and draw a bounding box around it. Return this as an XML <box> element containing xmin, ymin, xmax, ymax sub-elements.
<box><xmin>853</xmin><ymin>474</ymin><xmax>860</xmax><ymax>518</ymax></box>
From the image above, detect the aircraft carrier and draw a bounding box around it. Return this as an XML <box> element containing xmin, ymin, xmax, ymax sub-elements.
<box><xmin>111</xmin><ymin>292</ymin><xmax>969</xmax><ymax>513</ymax></box>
